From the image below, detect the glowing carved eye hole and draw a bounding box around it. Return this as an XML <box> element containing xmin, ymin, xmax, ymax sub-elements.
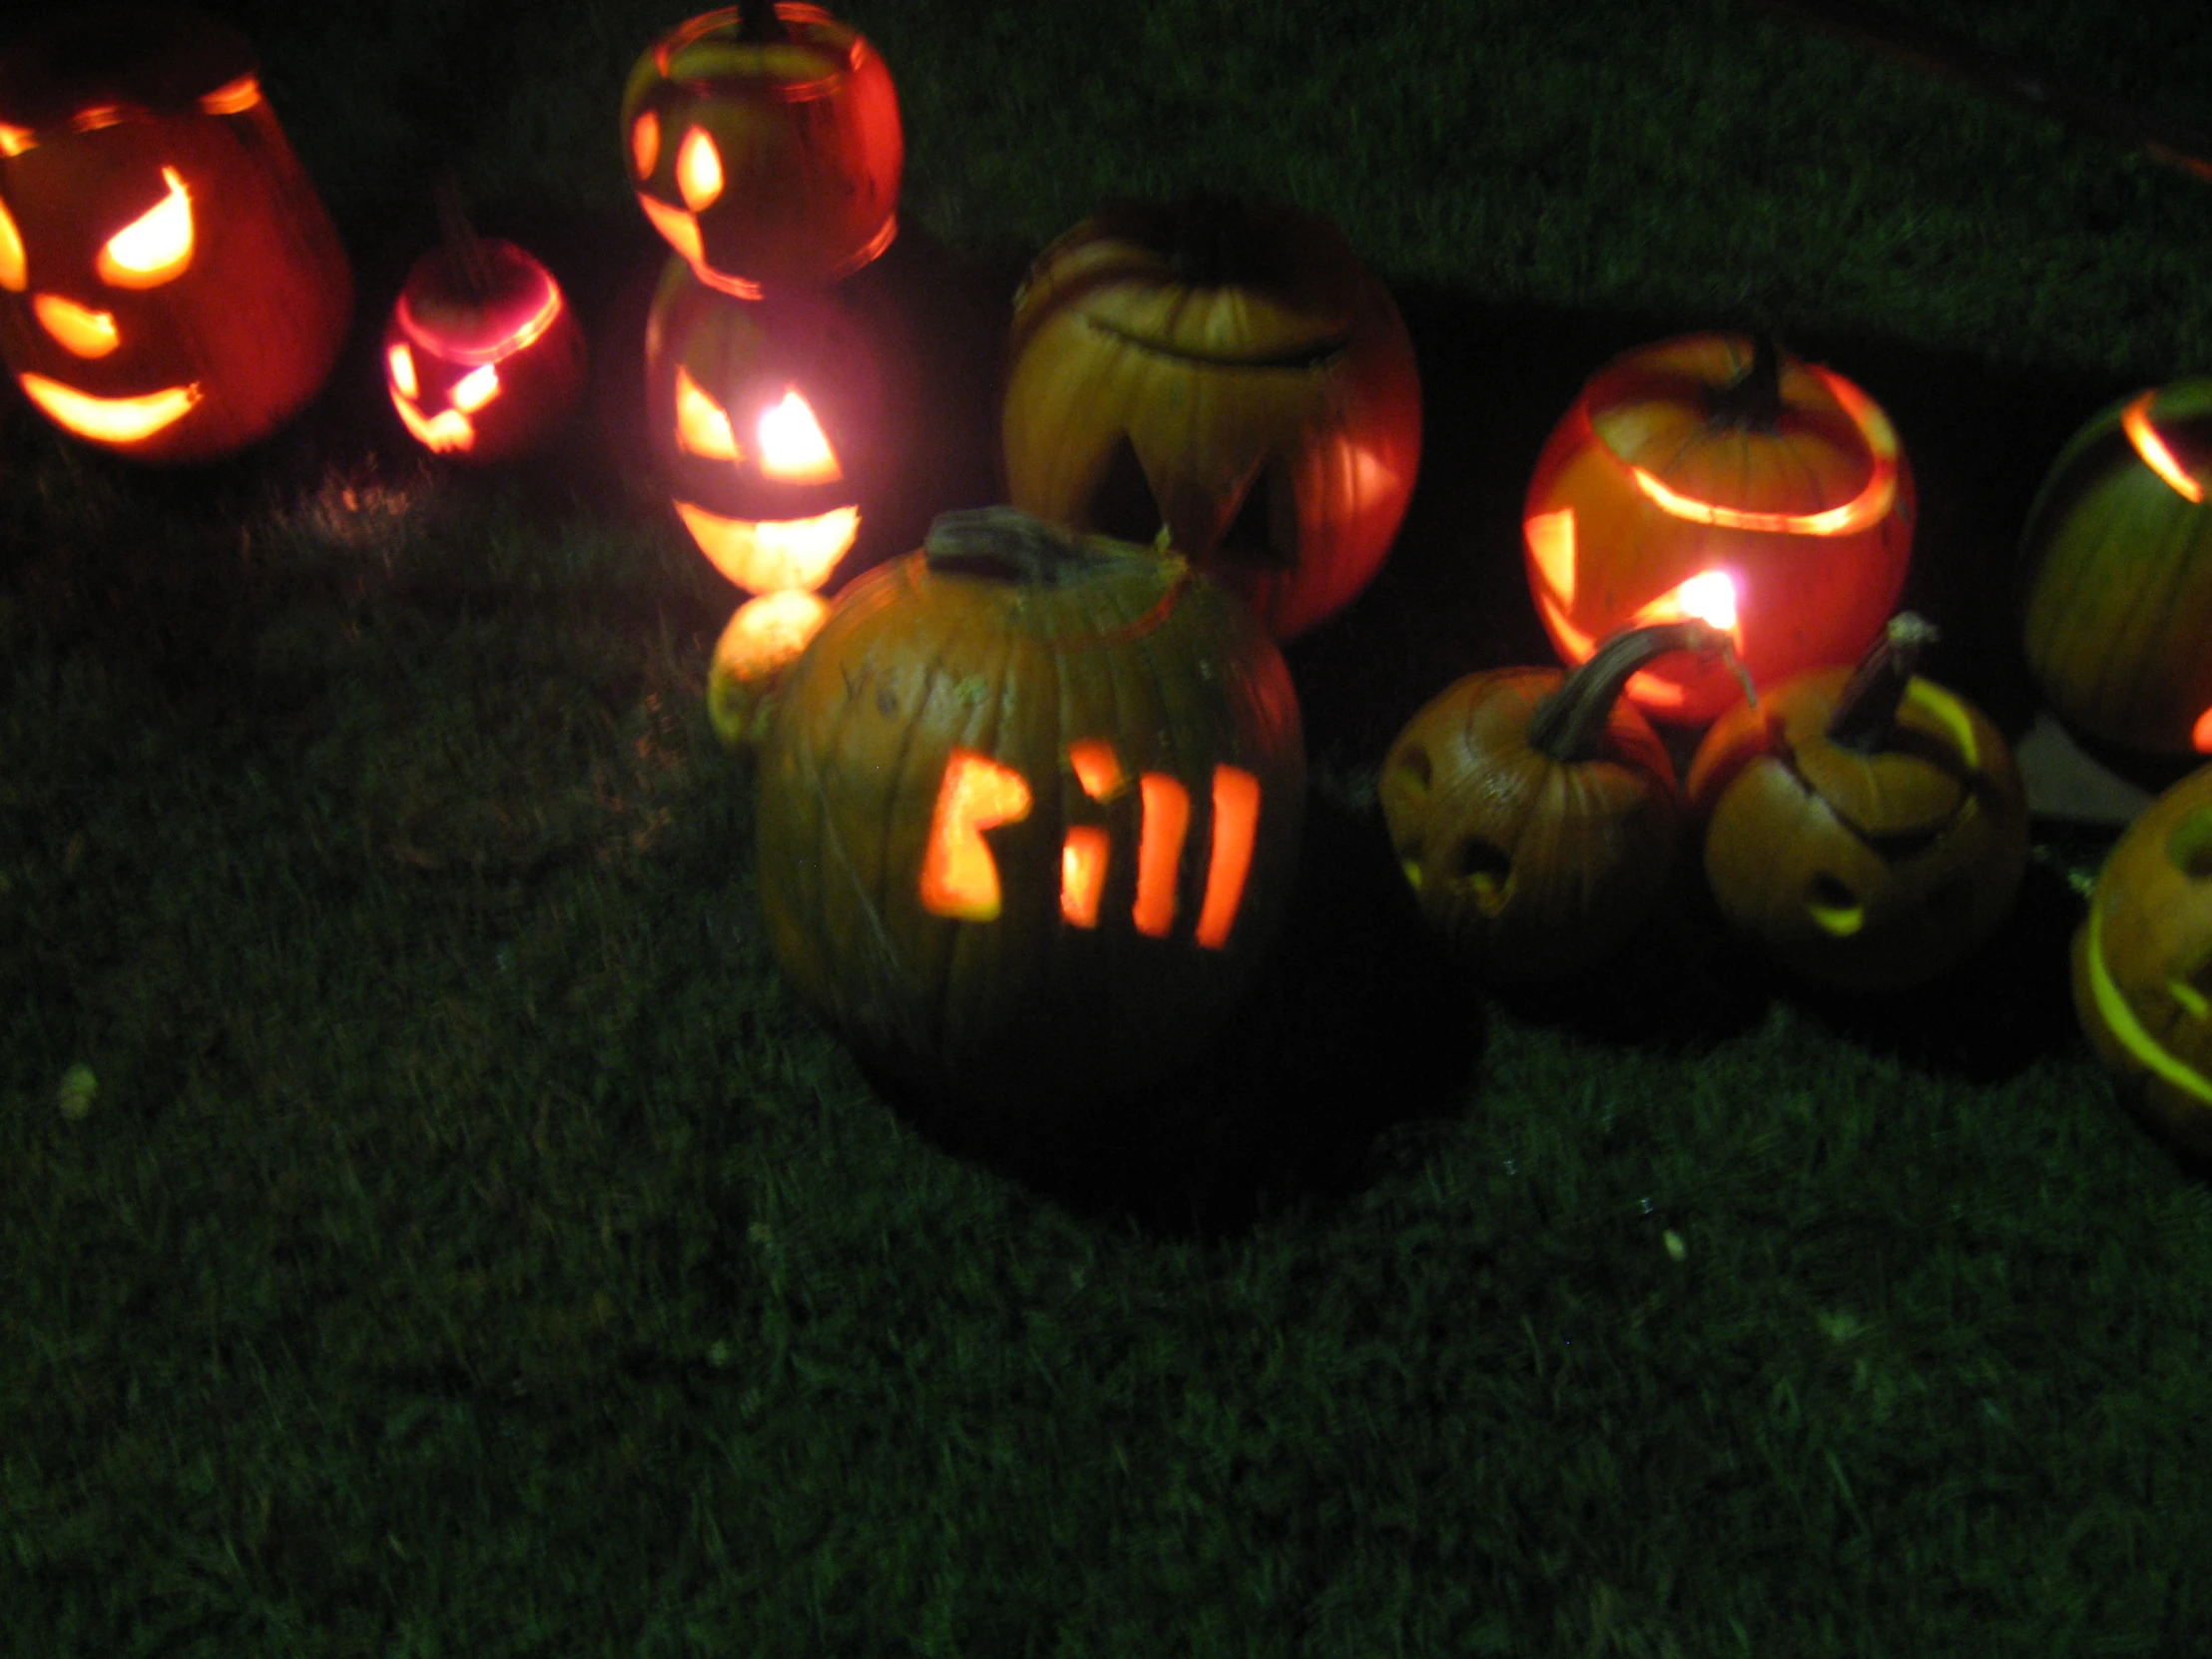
<box><xmin>676</xmin><ymin>127</ymin><xmax>724</xmax><ymax>212</ymax></box>
<box><xmin>97</xmin><ymin>167</ymin><xmax>194</xmax><ymax>287</ymax></box>
<box><xmin>675</xmin><ymin>365</ymin><xmax>742</xmax><ymax>461</ymax></box>
<box><xmin>450</xmin><ymin>363</ymin><xmax>501</xmax><ymax>412</ymax></box>
<box><xmin>631</xmin><ymin>110</ymin><xmax>661</xmax><ymax>181</ymax></box>
<box><xmin>387</xmin><ymin>342</ymin><xmax>419</xmax><ymax>400</ymax></box>
<box><xmin>0</xmin><ymin>191</ymin><xmax>24</xmax><ymax>291</ymax></box>
<box><xmin>33</xmin><ymin>293</ymin><xmax>118</xmax><ymax>357</ymax></box>
<box><xmin>1637</xmin><ymin>569</ymin><xmax>1737</xmax><ymax>632</ymax></box>
<box><xmin>920</xmin><ymin>751</ymin><xmax>1032</xmax><ymax>921</ymax></box>
<box><xmin>757</xmin><ymin>389</ymin><xmax>840</xmax><ymax>483</ymax></box>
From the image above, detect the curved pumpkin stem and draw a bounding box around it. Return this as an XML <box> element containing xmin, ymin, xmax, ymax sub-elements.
<box><xmin>434</xmin><ymin>176</ymin><xmax>495</xmax><ymax>304</ymax></box>
<box><xmin>1707</xmin><ymin>331</ymin><xmax>1786</xmax><ymax>432</ymax></box>
<box><xmin>1828</xmin><ymin>612</ymin><xmax>1940</xmax><ymax>754</ymax></box>
<box><xmin>1527</xmin><ymin>620</ymin><xmax>1749</xmax><ymax>763</ymax></box>
<box><xmin>923</xmin><ymin>506</ymin><xmax>1146</xmax><ymax>587</ymax></box>
<box><xmin>736</xmin><ymin>0</ymin><xmax>793</xmax><ymax>43</ymax></box>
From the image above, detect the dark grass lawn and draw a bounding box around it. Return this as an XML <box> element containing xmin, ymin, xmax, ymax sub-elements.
<box><xmin>9</xmin><ymin>0</ymin><xmax>2212</xmax><ymax>1653</ymax></box>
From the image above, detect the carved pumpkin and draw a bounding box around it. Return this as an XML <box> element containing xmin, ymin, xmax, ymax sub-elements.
<box><xmin>1382</xmin><ymin>622</ymin><xmax>1742</xmax><ymax>984</ymax></box>
<box><xmin>755</xmin><ymin>507</ymin><xmax>1306</xmax><ymax>1110</ymax></box>
<box><xmin>622</xmin><ymin>0</ymin><xmax>901</xmax><ymax>296</ymax></box>
<box><xmin>383</xmin><ymin>206</ymin><xmax>585</xmax><ymax>464</ymax></box>
<box><xmin>1686</xmin><ymin>615</ymin><xmax>2029</xmax><ymax>992</ymax></box>
<box><xmin>0</xmin><ymin>5</ymin><xmax>352</xmax><ymax>463</ymax></box>
<box><xmin>645</xmin><ymin>255</ymin><xmax>897</xmax><ymax>593</ymax></box>
<box><xmin>2073</xmin><ymin>764</ymin><xmax>2212</xmax><ymax>1156</ymax></box>
<box><xmin>1524</xmin><ymin>334</ymin><xmax>1915</xmax><ymax>726</ymax></box>
<box><xmin>2017</xmin><ymin>379</ymin><xmax>2212</xmax><ymax>758</ymax></box>
<box><xmin>1001</xmin><ymin>195</ymin><xmax>1422</xmax><ymax>640</ymax></box>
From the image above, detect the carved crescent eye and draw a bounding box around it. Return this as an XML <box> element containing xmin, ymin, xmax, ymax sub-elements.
<box><xmin>97</xmin><ymin>168</ymin><xmax>194</xmax><ymax>288</ymax></box>
<box><xmin>0</xmin><ymin>190</ymin><xmax>24</xmax><ymax>291</ymax></box>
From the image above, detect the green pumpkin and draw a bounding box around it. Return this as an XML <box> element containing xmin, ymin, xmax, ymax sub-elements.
<box><xmin>2017</xmin><ymin>378</ymin><xmax>2212</xmax><ymax>758</ymax></box>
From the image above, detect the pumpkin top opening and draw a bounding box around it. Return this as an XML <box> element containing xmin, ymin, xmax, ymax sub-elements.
<box><xmin>0</xmin><ymin>4</ymin><xmax>257</xmax><ymax>132</ymax></box>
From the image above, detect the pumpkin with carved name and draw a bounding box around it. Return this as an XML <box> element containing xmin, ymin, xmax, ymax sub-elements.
<box><xmin>2017</xmin><ymin>379</ymin><xmax>2212</xmax><ymax>758</ymax></box>
<box><xmin>0</xmin><ymin>5</ymin><xmax>352</xmax><ymax>463</ymax></box>
<box><xmin>2073</xmin><ymin>764</ymin><xmax>2212</xmax><ymax>1158</ymax></box>
<box><xmin>756</xmin><ymin>507</ymin><xmax>1306</xmax><ymax>1111</ymax></box>
<box><xmin>1524</xmin><ymin>333</ymin><xmax>1915</xmax><ymax>726</ymax></box>
<box><xmin>1686</xmin><ymin>615</ymin><xmax>2028</xmax><ymax>992</ymax></box>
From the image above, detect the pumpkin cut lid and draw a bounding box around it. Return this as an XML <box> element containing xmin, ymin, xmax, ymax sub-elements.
<box><xmin>0</xmin><ymin>5</ymin><xmax>259</xmax><ymax>132</ymax></box>
<box><xmin>1014</xmin><ymin>197</ymin><xmax>1370</xmax><ymax>366</ymax></box>
<box><xmin>1782</xmin><ymin>678</ymin><xmax>1987</xmax><ymax>841</ymax></box>
<box><xmin>394</xmin><ymin>241</ymin><xmax>566</xmax><ymax>361</ymax></box>
<box><xmin>633</xmin><ymin>5</ymin><xmax>864</xmax><ymax>105</ymax></box>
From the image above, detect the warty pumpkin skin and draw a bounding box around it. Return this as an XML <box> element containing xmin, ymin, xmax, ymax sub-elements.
<box><xmin>755</xmin><ymin>507</ymin><xmax>1307</xmax><ymax>1112</ymax></box>
<box><xmin>2072</xmin><ymin>764</ymin><xmax>2212</xmax><ymax>1158</ymax></box>
<box><xmin>1686</xmin><ymin>616</ymin><xmax>2029</xmax><ymax>993</ymax></box>
<box><xmin>1382</xmin><ymin>622</ymin><xmax>1737</xmax><ymax>984</ymax></box>
<box><xmin>1001</xmin><ymin>196</ymin><xmax>1421</xmax><ymax>641</ymax></box>
<box><xmin>2016</xmin><ymin>378</ymin><xmax>2212</xmax><ymax>758</ymax></box>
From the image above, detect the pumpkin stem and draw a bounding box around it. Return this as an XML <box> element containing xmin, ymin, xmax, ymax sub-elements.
<box><xmin>925</xmin><ymin>506</ymin><xmax>1149</xmax><ymax>588</ymax></box>
<box><xmin>1827</xmin><ymin>612</ymin><xmax>1940</xmax><ymax>754</ymax></box>
<box><xmin>1527</xmin><ymin>620</ymin><xmax>1750</xmax><ymax>762</ymax></box>
<box><xmin>1707</xmin><ymin>331</ymin><xmax>1786</xmax><ymax>432</ymax></box>
<box><xmin>735</xmin><ymin>0</ymin><xmax>793</xmax><ymax>43</ymax></box>
<box><xmin>434</xmin><ymin>176</ymin><xmax>495</xmax><ymax>304</ymax></box>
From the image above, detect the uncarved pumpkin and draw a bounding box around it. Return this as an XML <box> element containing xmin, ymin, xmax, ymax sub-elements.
<box><xmin>755</xmin><ymin>506</ymin><xmax>1306</xmax><ymax>1111</ymax></box>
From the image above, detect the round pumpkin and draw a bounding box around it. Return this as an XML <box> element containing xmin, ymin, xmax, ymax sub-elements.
<box><xmin>1382</xmin><ymin>621</ymin><xmax>1740</xmax><ymax>984</ymax></box>
<box><xmin>2072</xmin><ymin>764</ymin><xmax>2212</xmax><ymax>1157</ymax></box>
<box><xmin>755</xmin><ymin>506</ymin><xmax>1307</xmax><ymax>1111</ymax></box>
<box><xmin>1685</xmin><ymin>615</ymin><xmax>2029</xmax><ymax>992</ymax></box>
<box><xmin>0</xmin><ymin>5</ymin><xmax>352</xmax><ymax>463</ymax></box>
<box><xmin>1001</xmin><ymin>195</ymin><xmax>1422</xmax><ymax>641</ymax></box>
<box><xmin>1523</xmin><ymin>333</ymin><xmax>1916</xmax><ymax>727</ymax></box>
<box><xmin>2017</xmin><ymin>378</ymin><xmax>2212</xmax><ymax>758</ymax></box>
<box><xmin>705</xmin><ymin>588</ymin><xmax>828</xmax><ymax>750</ymax></box>
<box><xmin>622</xmin><ymin>1</ymin><xmax>901</xmax><ymax>295</ymax></box>
<box><xmin>384</xmin><ymin>232</ymin><xmax>585</xmax><ymax>464</ymax></box>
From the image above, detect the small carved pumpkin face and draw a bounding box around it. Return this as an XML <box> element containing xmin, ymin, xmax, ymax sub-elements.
<box><xmin>2073</xmin><ymin>765</ymin><xmax>2212</xmax><ymax>1157</ymax></box>
<box><xmin>383</xmin><ymin>239</ymin><xmax>586</xmax><ymax>464</ymax></box>
<box><xmin>0</xmin><ymin>8</ymin><xmax>351</xmax><ymax>463</ymax></box>
<box><xmin>645</xmin><ymin>257</ymin><xmax>889</xmax><ymax>592</ymax></box>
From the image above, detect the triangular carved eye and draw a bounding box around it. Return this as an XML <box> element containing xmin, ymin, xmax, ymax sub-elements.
<box><xmin>676</xmin><ymin>127</ymin><xmax>724</xmax><ymax>212</ymax></box>
<box><xmin>675</xmin><ymin>365</ymin><xmax>742</xmax><ymax>461</ymax></box>
<box><xmin>97</xmin><ymin>168</ymin><xmax>194</xmax><ymax>288</ymax></box>
<box><xmin>0</xmin><ymin>190</ymin><xmax>24</xmax><ymax>291</ymax></box>
<box><xmin>1086</xmin><ymin>433</ymin><xmax>1162</xmax><ymax>545</ymax></box>
<box><xmin>1216</xmin><ymin>463</ymin><xmax>1291</xmax><ymax>567</ymax></box>
<box><xmin>757</xmin><ymin>389</ymin><xmax>839</xmax><ymax>484</ymax></box>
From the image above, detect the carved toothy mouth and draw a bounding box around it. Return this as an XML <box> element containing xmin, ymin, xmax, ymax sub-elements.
<box><xmin>674</xmin><ymin>498</ymin><xmax>858</xmax><ymax>591</ymax></box>
<box><xmin>18</xmin><ymin>371</ymin><xmax>200</xmax><ymax>443</ymax></box>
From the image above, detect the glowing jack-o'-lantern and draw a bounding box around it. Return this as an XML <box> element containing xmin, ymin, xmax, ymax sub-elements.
<box><xmin>645</xmin><ymin>255</ymin><xmax>895</xmax><ymax>592</ymax></box>
<box><xmin>2017</xmin><ymin>379</ymin><xmax>2212</xmax><ymax>758</ymax></box>
<box><xmin>1686</xmin><ymin>615</ymin><xmax>2029</xmax><ymax>992</ymax></box>
<box><xmin>622</xmin><ymin>1</ymin><xmax>901</xmax><ymax>296</ymax></box>
<box><xmin>0</xmin><ymin>6</ymin><xmax>351</xmax><ymax>463</ymax></box>
<box><xmin>1001</xmin><ymin>196</ymin><xmax>1422</xmax><ymax>640</ymax></box>
<box><xmin>382</xmin><ymin>217</ymin><xmax>585</xmax><ymax>464</ymax></box>
<box><xmin>755</xmin><ymin>507</ymin><xmax>1306</xmax><ymax>1112</ymax></box>
<box><xmin>1524</xmin><ymin>333</ymin><xmax>1916</xmax><ymax>726</ymax></box>
<box><xmin>2073</xmin><ymin>764</ymin><xmax>2212</xmax><ymax>1157</ymax></box>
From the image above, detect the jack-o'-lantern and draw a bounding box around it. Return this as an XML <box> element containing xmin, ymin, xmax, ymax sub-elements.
<box><xmin>2073</xmin><ymin>764</ymin><xmax>2212</xmax><ymax>1157</ymax></box>
<box><xmin>2017</xmin><ymin>379</ymin><xmax>2212</xmax><ymax>758</ymax></box>
<box><xmin>645</xmin><ymin>254</ymin><xmax>896</xmax><ymax>593</ymax></box>
<box><xmin>1686</xmin><ymin>615</ymin><xmax>2029</xmax><ymax>992</ymax></box>
<box><xmin>383</xmin><ymin>198</ymin><xmax>585</xmax><ymax>464</ymax></box>
<box><xmin>0</xmin><ymin>5</ymin><xmax>352</xmax><ymax>463</ymax></box>
<box><xmin>1524</xmin><ymin>333</ymin><xmax>1915</xmax><ymax>726</ymax></box>
<box><xmin>1001</xmin><ymin>195</ymin><xmax>1422</xmax><ymax>641</ymax></box>
<box><xmin>755</xmin><ymin>507</ymin><xmax>1307</xmax><ymax>1112</ymax></box>
<box><xmin>622</xmin><ymin>0</ymin><xmax>901</xmax><ymax>296</ymax></box>
<box><xmin>1382</xmin><ymin>621</ymin><xmax>1745</xmax><ymax>984</ymax></box>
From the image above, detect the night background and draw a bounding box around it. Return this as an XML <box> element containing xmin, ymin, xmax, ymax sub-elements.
<box><xmin>6</xmin><ymin>0</ymin><xmax>2212</xmax><ymax>1652</ymax></box>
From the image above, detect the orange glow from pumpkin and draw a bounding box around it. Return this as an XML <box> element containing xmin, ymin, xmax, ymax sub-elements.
<box><xmin>716</xmin><ymin>589</ymin><xmax>829</xmax><ymax>684</ymax></box>
<box><xmin>1060</xmin><ymin>825</ymin><xmax>1110</xmax><ymax>927</ymax></box>
<box><xmin>392</xmin><ymin>395</ymin><xmax>476</xmax><ymax>453</ymax></box>
<box><xmin>1069</xmin><ymin>739</ymin><xmax>1126</xmax><ymax>800</ymax></box>
<box><xmin>920</xmin><ymin>750</ymin><xmax>1032</xmax><ymax>921</ymax></box>
<box><xmin>638</xmin><ymin>195</ymin><xmax>707</xmax><ymax>271</ymax></box>
<box><xmin>449</xmin><ymin>363</ymin><xmax>501</xmax><ymax>413</ymax></box>
<box><xmin>34</xmin><ymin>293</ymin><xmax>119</xmax><ymax>357</ymax></box>
<box><xmin>2122</xmin><ymin>391</ymin><xmax>2205</xmax><ymax>503</ymax></box>
<box><xmin>0</xmin><ymin>193</ymin><xmax>23</xmax><ymax>290</ymax></box>
<box><xmin>96</xmin><ymin>168</ymin><xmax>194</xmax><ymax>288</ymax></box>
<box><xmin>1525</xmin><ymin>506</ymin><xmax>1576</xmax><ymax>607</ymax></box>
<box><xmin>198</xmin><ymin>75</ymin><xmax>264</xmax><ymax>115</ymax></box>
<box><xmin>1533</xmin><ymin>570</ymin><xmax>1739</xmax><ymax>714</ymax></box>
<box><xmin>0</xmin><ymin>125</ymin><xmax>31</xmax><ymax>159</ymax></box>
<box><xmin>1196</xmin><ymin>766</ymin><xmax>1260</xmax><ymax>949</ymax></box>
<box><xmin>672</xmin><ymin>500</ymin><xmax>859</xmax><ymax>591</ymax></box>
<box><xmin>675</xmin><ymin>365</ymin><xmax>742</xmax><ymax>461</ymax></box>
<box><xmin>387</xmin><ymin>342</ymin><xmax>418</xmax><ymax>400</ymax></box>
<box><xmin>2196</xmin><ymin>705</ymin><xmax>2212</xmax><ymax>754</ymax></box>
<box><xmin>1134</xmin><ymin>773</ymin><xmax>1191</xmax><ymax>938</ymax></box>
<box><xmin>19</xmin><ymin>372</ymin><xmax>200</xmax><ymax>443</ymax></box>
<box><xmin>631</xmin><ymin>111</ymin><xmax>661</xmax><ymax>181</ymax></box>
<box><xmin>676</xmin><ymin>127</ymin><xmax>725</xmax><ymax>212</ymax></box>
<box><xmin>757</xmin><ymin>389</ymin><xmax>841</xmax><ymax>483</ymax></box>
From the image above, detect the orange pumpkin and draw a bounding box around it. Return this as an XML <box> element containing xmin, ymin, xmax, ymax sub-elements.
<box><xmin>0</xmin><ymin>5</ymin><xmax>352</xmax><ymax>463</ymax></box>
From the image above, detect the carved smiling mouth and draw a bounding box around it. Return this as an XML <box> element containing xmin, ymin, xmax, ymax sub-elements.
<box><xmin>18</xmin><ymin>371</ymin><xmax>201</xmax><ymax>443</ymax></box>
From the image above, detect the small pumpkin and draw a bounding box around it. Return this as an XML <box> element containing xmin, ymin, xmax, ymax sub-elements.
<box><xmin>755</xmin><ymin>506</ymin><xmax>1306</xmax><ymax>1111</ymax></box>
<box><xmin>383</xmin><ymin>192</ymin><xmax>585</xmax><ymax>464</ymax></box>
<box><xmin>1381</xmin><ymin>621</ymin><xmax>1742</xmax><ymax>984</ymax></box>
<box><xmin>705</xmin><ymin>588</ymin><xmax>828</xmax><ymax>750</ymax></box>
<box><xmin>2016</xmin><ymin>378</ymin><xmax>2212</xmax><ymax>758</ymax></box>
<box><xmin>1686</xmin><ymin>614</ymin><xmax>2029</xmax><ymax>992</ymax></box>
<box><xmin>2071</xmin><ymin>764</ymin><xmax>2212</xmax><ymax>1157</ymax></box>
<box><xmin>622</xmin><ymin>0</ymin><xmax>901</xmax><ymax>295</ymax></box>
<box><xmin>1523</xmin><ymin>333</ymin><xmax>1915</xmax><ymax>726</ymax></box>
<box><xmin>1001</xmin><ymin>194</ymin><xmax>1422</xmax><ymax>640</ymax></box>
<box><xmin>0</xmin><ymin>4</ymin><xmax>353</xmax><ymax>462</ymax></box>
